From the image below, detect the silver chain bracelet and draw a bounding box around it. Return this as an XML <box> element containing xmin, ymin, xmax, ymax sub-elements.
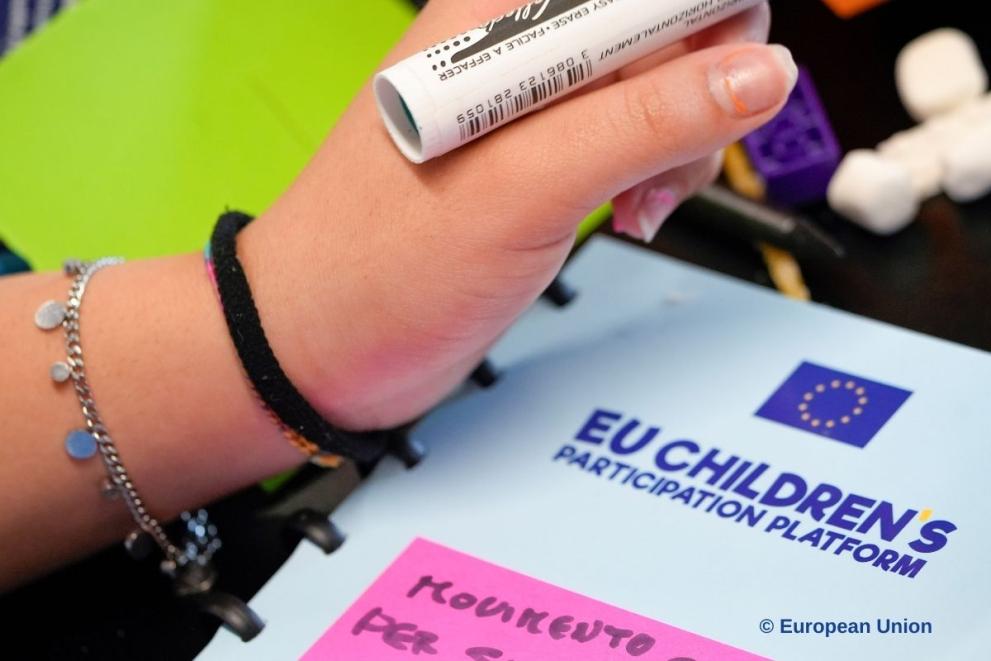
<box><xmin>35</xmin><ymin>258</ymin><xmax>221</xmax><ymax>590</ymax></box>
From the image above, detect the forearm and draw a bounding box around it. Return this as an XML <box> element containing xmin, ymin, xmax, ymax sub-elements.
<box><xmin>0</xmin><ymin>120</ymin><xmax>498</xmax><ymax>592</ymax></box>
<box><xmin>0</xmin><ymin>0</ymin><xmax>790</xmax><ymax>593</ymax></box>
<box><xmin>0</xmin><ymin>251</ymin><xmax>303</xmax><ymax>590</ymax></box>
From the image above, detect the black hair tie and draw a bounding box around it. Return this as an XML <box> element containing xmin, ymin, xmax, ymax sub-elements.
<box><xmin>210</xmin><ymin>211</ymin><xmax>388</xmax><ymax>463</ymax></box>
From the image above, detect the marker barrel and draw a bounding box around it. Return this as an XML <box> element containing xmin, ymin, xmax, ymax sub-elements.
<box><xmin>375</xmin><ymin>0</ymin><xmax>765</xmax><ymax>163</ymax></box>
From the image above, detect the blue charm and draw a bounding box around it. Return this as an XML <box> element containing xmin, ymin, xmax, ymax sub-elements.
<box><xmin>65</xmin><ymin>429</ymin><xmax>98</xmax><ymax>460</ymax></box>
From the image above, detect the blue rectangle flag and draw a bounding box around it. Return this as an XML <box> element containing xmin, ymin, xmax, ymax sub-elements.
<box><xmin>755</xmin><ymin>361</ymin><xmax>911</xmax><ymax>448</ymax></box>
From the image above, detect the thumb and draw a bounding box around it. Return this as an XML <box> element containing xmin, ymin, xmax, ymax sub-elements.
<box><xmin>475</xmin><ymin>43</ymin><xmax>797</xmax><ymax>232</ymax></box>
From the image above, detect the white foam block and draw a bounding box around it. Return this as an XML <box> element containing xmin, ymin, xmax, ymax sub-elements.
<box><xmin>953</xmin><ymin>95</ymin><xmax>991</xmax><ymax>124</ymax></box>
<box><xmin>878</xmin><ymin>126</ymin><xmax>944</xmax><ymax>199</ymax></box>
<box><xmin>876</xmin><ymin>93</ymin><xmax>991</xmax><ymax>200</ymax></box>
<box><xmin>827</xmin><ymin>150</ymin><xmax>919</xmax><ymax>235</ymax></box>
<box><xmin>896</xmin><ymin>29</ymin><xmax>988</xmax><ymax>121</ymax></box>
<box><xmin>942</xmin><ymin>122</ymin><xmax>991</xmax><ymax>202</ymax></box>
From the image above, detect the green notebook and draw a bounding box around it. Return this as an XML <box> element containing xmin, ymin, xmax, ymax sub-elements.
<box><xmin>0</xmin><ymin>0</ymin><xmax>608</xmax><ymax>270</ymax></box>
<box><xmin>0</xmin><ymin>0</ymin><xmax>414</xmax><ymax>268</ymax></box>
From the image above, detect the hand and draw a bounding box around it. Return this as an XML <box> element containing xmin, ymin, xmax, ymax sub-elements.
<box><xmin>240</xmin><ymin>0</ymin><xmax>795</xmax><ymax>431</ymax></box>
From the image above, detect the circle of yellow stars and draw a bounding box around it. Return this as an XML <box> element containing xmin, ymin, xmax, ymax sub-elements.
<box><xmin>797</xmin><ymin>379</ymin><xmax>869</xmax><ymax>429</ymax></box>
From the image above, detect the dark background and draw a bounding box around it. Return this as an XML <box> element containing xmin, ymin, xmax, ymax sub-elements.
<box><xmin>2</xmin><ymin>1</ymin><xmax>989</xmax><ymax>659</ymax></box>
<box><xmin>652</xmin><ymin>0</ymin><xmax>991</xmax><ymax>352</ymax></box>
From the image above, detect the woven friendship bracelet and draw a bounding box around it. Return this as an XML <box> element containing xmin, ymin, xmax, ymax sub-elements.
<box><xmin>204</xmin><ymin>245</ymin><xmax>342</xmax><ymax>469</ymax></box>
<box><xmin>208</xmin><ymin>211</ymin><xmax>388</xmax><ymax>464</ymax></box>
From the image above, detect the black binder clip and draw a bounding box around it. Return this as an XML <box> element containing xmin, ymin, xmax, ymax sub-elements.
<box><xmin>128</xmin><ymin>530</ymin><xmax>258</xmax><ymax>639</ymax></box>
<box><xmin>388</xmin><ymin>429</ymin><xmax>427</xmax><ymax>468</ymax></box>
<box><xmin>470</xmin><ymin>358</ymin><xmax>500</xmax><ymax>388</ymax></box>
<box><xmin>189</xmin><ymin>591</ymin><xmax>266</xmax><ymax>642</ymax></box>
<box><xmin>283</xmin><ymin>508</ymin><xmax>347</xmax><ymax>555</ymax></box>
<box><xmin>179</xmin><ymin>510</ymin><xmax>265</xmax><ymax>642</ymax></box>
<box><xmin>541</xmin><ymin>275</ymin><xmax>577</xmax><ymax>308</ymax></box>
<box><xmin>124</xmin><ymin>510</ymin><xmax>267</xmax><ymax>642</ymax></box>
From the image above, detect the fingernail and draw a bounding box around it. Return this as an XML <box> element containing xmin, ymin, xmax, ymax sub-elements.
<box><xmin>742</xmin><ymin>2</ymin><xmax>772</xmax><ymax>43</ymax></box>
<box><xmin>709</xmin><ymin>44</ymin><xmax>798</xmax><ymax>118</ymax></box>
<box><xmin>637</xmin><ymin>187</ymin><xmax>680</xmax><ymax>243</ymax></box>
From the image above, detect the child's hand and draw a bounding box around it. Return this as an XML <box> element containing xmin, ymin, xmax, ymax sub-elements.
<box><xmin>241</xmin><ymin>0</ymin><xmax>794</xmax><ymax>430</ymax></box>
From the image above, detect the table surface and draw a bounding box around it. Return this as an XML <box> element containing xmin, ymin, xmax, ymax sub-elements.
<box><xmin>2</xmin><ymin>1</ymin><xmax>990</xmax><ymax>659</ymax></box>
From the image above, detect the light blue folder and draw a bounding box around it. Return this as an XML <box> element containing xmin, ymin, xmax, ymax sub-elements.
<box><xmin>201</xmin><ymin>237</ymin><xmax>991</xmax><ymax>661</ymax></box>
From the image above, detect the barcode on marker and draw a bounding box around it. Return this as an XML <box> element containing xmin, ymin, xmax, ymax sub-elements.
<box><xmin>458</xmin><ymin>59</ymin><xmax>593</xmax><ymax>142</ymax></box>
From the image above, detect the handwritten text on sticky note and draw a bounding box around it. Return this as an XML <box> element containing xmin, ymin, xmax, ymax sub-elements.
<box><xmin>304</xmin><ymin>538</ymin><xmax>764</xmax><ymax>660</ymax></box>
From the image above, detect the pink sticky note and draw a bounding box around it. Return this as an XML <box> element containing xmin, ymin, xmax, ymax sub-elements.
<box><xmin>304</xmin><ymin>538</ymin><xmax>766</xmax><ymax>660</ymax></box>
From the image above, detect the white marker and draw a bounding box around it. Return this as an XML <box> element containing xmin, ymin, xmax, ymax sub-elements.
<box><xmin>375</xmin><ymin>0</ymin><xmax>765</xmax><ymax>163</ymax></box>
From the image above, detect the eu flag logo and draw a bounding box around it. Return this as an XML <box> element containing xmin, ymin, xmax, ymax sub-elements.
<box><xmin>755</xmin><ymin>362</ymin><xmax>911</xmax><ymax>448</ymax></box>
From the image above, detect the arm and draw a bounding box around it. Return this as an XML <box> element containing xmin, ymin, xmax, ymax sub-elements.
<box><xmin>0</xmin><ymin>0</ymin><xmax>792</xmax><ymax>590</ymax></box>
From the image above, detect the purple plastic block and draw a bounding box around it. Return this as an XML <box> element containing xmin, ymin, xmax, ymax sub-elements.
<box><xmin>742</xmin><ymin>66</ymin><xmax>841</xmax><ymax>207</ymax></box>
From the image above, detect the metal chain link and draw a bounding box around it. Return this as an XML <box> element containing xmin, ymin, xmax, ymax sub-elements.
<box><xmin>62</xmin><ymin>258</ymin><xmax>183</xmax><ymax>566</ymax></box>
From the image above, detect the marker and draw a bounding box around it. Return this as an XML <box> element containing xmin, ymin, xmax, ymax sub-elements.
<box><xmin>376</xmin><ymin>0</ymin><xmax>766</xmax><ymax>163</ymax></box>
<box><xmin>682</xmin><ymin>185</ymin><xmax>846</xmax><ymax>259</ymax></box>
<box><xmin>717</xmin><ymin>146</ymin><xmax>816</xmax><ymax>298</ymax></box>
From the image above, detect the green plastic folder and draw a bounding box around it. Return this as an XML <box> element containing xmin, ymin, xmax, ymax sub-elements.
<box><xmin>0</xmin><ymin>0</ymin><xmax>414</xmax><ymax>269</ymax></box>
<box><xmin>0</xmin><ymin>0</ymin><xmax>609</xmax><ymax>269</ymax></box>
<box><xmin>0</xmin><ymin>0</ymin><xmax>608</xmax><ymax>492</ymax></box>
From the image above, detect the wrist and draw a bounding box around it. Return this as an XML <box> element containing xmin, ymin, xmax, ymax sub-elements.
<box><xmin>232</xmin><ymin>212</ymin><xmax>389</xmax><ymax>431</ymax></box>
<box><xmin>234</xmin><ymin>205</ymin><xmax>480</xmax><ymax>432</ymax></box>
